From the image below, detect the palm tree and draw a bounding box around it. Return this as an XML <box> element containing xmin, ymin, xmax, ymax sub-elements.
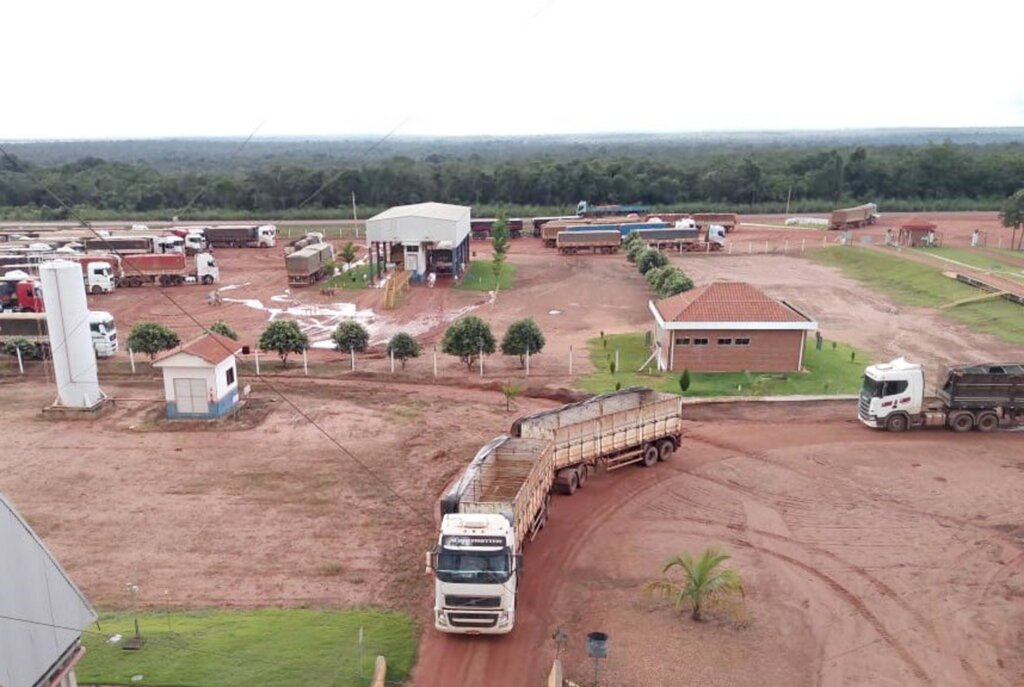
<box><xmin>644</xmin><ymin>547</ymin><xmax>743</xmax><ymax>621</ymax></box>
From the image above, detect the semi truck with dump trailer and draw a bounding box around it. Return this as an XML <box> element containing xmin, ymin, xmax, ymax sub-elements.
<box><xmin>692</xmin><ymin>213</ymin><xmax>739</xmax><ymax>233</ymax></box>
<box><xmin>634</xmin><ymin>223</ymin><xmax>727</xmax><ymax>252</ymax></box>
<box><xmin>283</xmin><ymin>232</ymin><xmax>325</xmax><ymax>255</ymax></box>
<box><xmin>83</xmin><ymin>235</ymin><xmax>179</xmax><ymax>254</ymax></box>
<box><xmin>556</xmin><ymin>229</ymin><xmax>622</xmax><ymax>254</ymax></box>
<box><xmin>829</xmin><ymin>203</ymin><xmax>879</xmax><ymax>230</ymax></box>
<box><xmin>429</xmin><ymin>388</ymin><xmax>683</xmax><ymax>634</ymax></box>
<box><xmin>204</xmin><ymin>224</ymin><xmax>277</xmax><ymax>248</ymax></box>
<box><xmin>118</xmin><ymin>253</ymin><xmax>219</xmax><ymax>287</ymax></box>
<box><xmin>3</xmin><ymin>256</ymin><xmax>117</xmax><ymax>294</ymax></box>
<box><xmin>0</xmin><ymin>311</ymin><xmax>118</xmax><ymax>358</ymax></box>
<box><xmin>858</xmin><ymin>357</ymin><xmax>1024</xmax><ymax>432</ymax></box>
<box><xmin>285</xmin><ymin>243</ymin><xmax>335</xmax><ymax>286</ymax></box>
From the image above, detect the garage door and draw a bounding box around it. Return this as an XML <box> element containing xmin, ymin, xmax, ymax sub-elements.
<box><xmin>173</xmin><ymin>378</ymin><xmax>209</xmax><ymax>414</ymax></box>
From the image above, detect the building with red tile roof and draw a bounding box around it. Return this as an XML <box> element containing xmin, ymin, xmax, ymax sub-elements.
<box><xmin>649</xmin><ymin>281</ymin><xmax>817</xmax><ymax>372</ymax></box>
<box><xmin>153</xmin><ymin>332</ymin><xmax>241</xmax><ymax>418</ymax></box>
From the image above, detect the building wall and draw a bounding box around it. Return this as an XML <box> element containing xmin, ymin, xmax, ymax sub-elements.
<box><xmin>159</xmin><ymin>356</ymin><xmax>239</xmax><ymax>419</ymax></box>
<box><xmin>669</xmin><ymin>329</ymin><xmax>805</xmax><ymax>372</ymax></box>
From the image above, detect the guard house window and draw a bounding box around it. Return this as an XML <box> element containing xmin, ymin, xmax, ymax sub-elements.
<box><xmin>693</xmin><ymin>338</ymin><xmax>709</xmax><ymax>346</ymax></box>
<box><xmin>225</xmin><ymin>367</ymin><xmax>235</xmax><ymax>387</ymax></box>
<box><xmin>675</xmin><ymin>337</ymin><xmax>690</xmax><ymax>345</ymax></box>
<box><xmin>735</xmin><ymin>337</ymin><xmax>751</xmax><ymax>346</ymax></box>
<box><xmin>717</xmin><ymin>338</ymin><xmax>733</xmax><ymax>345</ymax></box>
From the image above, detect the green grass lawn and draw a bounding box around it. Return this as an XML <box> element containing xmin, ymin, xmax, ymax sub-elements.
<box><xmin>915</xmin><ymin>247</ymin><xmax>1024</xmax><ymax>284</ymax></box>
<box><xmin>325</xmin><ymin>264</ymin><xmax>371</xmax><ymax>290</ymax></box>
<box><xmin>77</xmin><ymin>608</ymin><xmax>415</xmax><ymax>687</ymax></box>
<box><xmin>811</xmin><ymin>246</ymin><xmax>1024</xmax><ymax>344</ymax></box>
<box><xmin>579</xmin><ymin>332</ymin><xmax>867</xmax><ymax>397</ymax></box>
<box><xmin>455</xmin><ymin>261</ymin><xmax>516</xmax><ymax>291</ymax></box>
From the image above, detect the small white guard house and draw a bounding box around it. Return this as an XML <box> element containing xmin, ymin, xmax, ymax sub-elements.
<box><xmin>1</xmin><ymin>491</ymin><xmax>97</xmax><ymax>687</ymax></box>
<box><xmin>365</xmin><ymin>202</ymin><xmax>471</xmax><ymax>282</ymax></box>
<box><xmin>153</xmin><ymin>332</ymin><xmax>240</xmax><ymax>419</ymax></box>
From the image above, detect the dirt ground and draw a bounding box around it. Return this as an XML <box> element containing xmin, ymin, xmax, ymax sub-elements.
<box><xmin>5</xmin><ymin>378</ymin><xmax>1023</xmax><ymax>686</ymax></box>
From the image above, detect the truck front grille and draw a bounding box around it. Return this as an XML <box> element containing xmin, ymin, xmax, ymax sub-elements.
<box><xmin>447</xmin><ymin>612</ymin><xmax>498</xmax><ymax>628</ymax></box>
<box><xmin>858</xmin><ymin>393</ymin><xmax>871</xmax><ymax>420</ymax></box>
<box><xmin>445</xmin><ymin>595</ymin><xmax>501</xmax><ymax>608</ymax></box>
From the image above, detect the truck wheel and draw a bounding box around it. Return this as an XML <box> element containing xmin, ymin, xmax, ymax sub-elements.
<box><xmin>641</xmin><ymin>445</ymin><xmax>659</xmax><ymax>467</ymax></box>
<box><xmin>658</xmin><ymin>439</ymin><xmax>675</xmax><ymax>461</ymax></box>
<box><xmin>576</xmin><ymin>465</ymin><xmax>588</xmax><ymax>488</ymax></box>
<box><xmin>976</xmin><ymin>413</ymin><xmax>998</xmax><ymax>432</ymax></box>
<box><xmin>949</xmin><ymin>412</ymin><xmax>974</xmax><ymax>433</ymax></box>
<box><xmin>202</xmin><ymin>275</ymin><xmax>214</xmax><ymax>285</ymax></box>
<box><xmin>90</xmin><ymin>285</ymin><xmax>101</xmax><ymax>295</ymax></box>
<box><xmin>885</xmin><ymin>414</ymin><xmax>909</xmax><ymax>433</ymax></box>
<box><xmin>565</xmin><ymin>472</ymin><xmax>579</xmax><ymax>495</ymax></box>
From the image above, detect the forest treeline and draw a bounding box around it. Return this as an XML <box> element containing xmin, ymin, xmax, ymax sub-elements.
<box><xmin>2</xmin><ymin>138</ymin><xmax>1024</xmax><ymax>219</ymax></box>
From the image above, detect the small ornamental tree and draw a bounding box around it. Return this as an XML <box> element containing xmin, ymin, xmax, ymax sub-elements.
<box><xmin>387</xmin><ymin>332</ymin><xmax>421</xmax><ymax>369</ymax></box>
<box><xmin>626</xmin><ymin>239</ymin><xmax>647</xmax><ymax>264</ymax></box>
<box><xmin>332</xmin><ymin>320</ymin><xmax>370</xmax><ymax>353</ymax></box>
<box><xmin>638</xmin><ymin>248</ymin><xmax>669</xmax><ymax>274</ymax></box>
<box><xmin>679</xmin><ymin>369</ymin><xmax>691</xmax><ymax>394</ymax></box>
<box><xmin>491</xmin><ymin>216</ymin><xmax>510</xmax><ymax>258</ymax></box>
<box><xmin>258</xmin><ymin>320</ymin><xmax>309</xmax><ymax>367</ymax></box>
<box><xmin>339</xmin><ymin>241</ymin><xmax>358</xmax><ymax>268</ymax></box>
<box><xmin>127</xmin><ymin>322</ymin><xmax>181</xmax><ymax>360</ymax></box>
<box><xmin>645</xmin><ymin>265</ymin><xmax>673</xmax><ymax>291</ymax></box>
<box><xmin>1000</xmin><ymin>188</ymin><xmax>1024</xmax><ymax>250</ymax></box>
<box><xmin>644</xmin><ymin>547</ymin><xmax>744</xmax><ymax>622</ymax></box>
<box><xmin>442</xmin><ymin>316</ymin><xmax>496</xmax><ymax>369</ymax></box>
<box><xmin>658</xmin><ymin>270</ymin><xmax>694</xmax><ymax>298</ymax></box>
<box><xmin>2</xmin><ymin>338</ymin><xmax>43</xmax><ymax>360</ymax></box>
<box><xmin>208</xmin><ymin>320</ymin><xmax>238</xmax><ymax>340</ymax></box>
<box><xmin>500</xmin><ymin>318</ymin><xmax>546</xmax><ymax>368</ymax></box>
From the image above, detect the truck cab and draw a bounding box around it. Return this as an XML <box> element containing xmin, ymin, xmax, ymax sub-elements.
<box><xmin>431</xmin><ymin>513</ymin><xmax>519</xmax><ymax>635</ymax></box>
<box><xmin>16</xmin><ymin>280</ymin><xmax>44</xmax><ymax>312</ymax></box>
<box><xmin>858</xmin><ymin>357</ymin><xmax>925</xmax><ymax>430</ymax></box>
<box><xmin>88</xmin><ymin>311</ymin><xmax>118</xmax><ymax>357</ymax></box>
<box><xmin>257</xmin><ymin>224</ymin><xmax>277</xmax><ymax>248</ymax></box>
<box><xmin>707</xmin><ymin>224</ymin><xmax>727</xmax><ymax>247</ymax></box>
<box><xmin>84</xmin><ymin>261</ymin><xmax>115</xmax><ymax>294</ymax></box>
<box><xmin>195</xmin><ymin>253</ymin><xmax>220</xmax><ymax>284</ymax></box>
<box><xmin>182</xmin><ymin>232</ymin><xmax>206</xmax><ymax>254</ymax></box>
<box><xmin>154</xmin><ymin>236</ymin><xmax>185</xmax><ymax>254</ymax></box>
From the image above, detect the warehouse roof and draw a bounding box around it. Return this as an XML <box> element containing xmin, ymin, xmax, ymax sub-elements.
<box><xmin>368</xmin><ymin>202</ymin><xmax>470</xmax><ymax>222</ymax></box>
<box><xmin>654</xmin><ymin>281</ymin><xmax>812</xmax><ymax>324</ymax></box>
<box><xmin>1</xmin><ymin>492</ymin><xmax>97</xmax><ymax>687</ymax></box>
<box><xmin>153</xmin><ymin>332</ymin><xmax>240</xmax><ymax>366</ymax></box>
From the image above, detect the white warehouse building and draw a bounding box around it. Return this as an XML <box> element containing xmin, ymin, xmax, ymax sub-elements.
<box><xmin>365</xmin><ymin>202</ymin><xmax>471</xmax><ymax>283</ymax></box>
<box><xmin>153</xmin><ymin>332</ymin><xmax>241</xmax><ymax>419</ymax></box>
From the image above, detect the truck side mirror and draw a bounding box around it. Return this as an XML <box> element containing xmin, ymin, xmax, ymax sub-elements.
<box><xmin>425</xmin><ymin>551</ymin><xmax>436</xmax><ymax>574</ymax></box>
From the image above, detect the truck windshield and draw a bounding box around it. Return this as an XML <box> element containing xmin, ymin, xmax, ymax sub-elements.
<box><xmin>861</xmin><ymin>375</ymin><xmax>883</xmax><ymax>398</ymax></box>
<box><xmin>436</xmin><ymin>550</ymin><xmax>511</xmax><ymax>584</ymax></box>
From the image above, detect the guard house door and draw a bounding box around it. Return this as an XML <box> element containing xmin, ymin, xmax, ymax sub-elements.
<box><xmin>404</xmin><ymin>245</ymin><xmax>419</xmax><ymax>273</ymax></box>
<box><xmin>174</xmin><ymin>378</ymin><xmax>209</xmax><ymax>414</ymax></box>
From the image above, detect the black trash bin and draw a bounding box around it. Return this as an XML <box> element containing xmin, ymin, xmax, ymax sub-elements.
<box><xmin>586</xmin><ymin>631</ymin><xmax>608</xmax><ymax>659</ymax></box>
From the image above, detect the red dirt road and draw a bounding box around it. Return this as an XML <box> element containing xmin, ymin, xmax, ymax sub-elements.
<box><xmin>414</xmin><ymin>402</ymin><xmax>1024</xmax><ymax>687</ymax></box>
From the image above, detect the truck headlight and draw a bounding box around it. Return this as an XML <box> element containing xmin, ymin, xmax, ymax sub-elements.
<box><xmin>498</xmin><ymin>611</ymin><xmax>510</xmax><ymax>625</ymax></box>
<box><xmin>435</xmin><ymin>610</ymin><xmax>448</xmax><ymax>625</ymax></box>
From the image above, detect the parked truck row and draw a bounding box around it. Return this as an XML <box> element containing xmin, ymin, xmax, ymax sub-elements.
<box><xmin>429</xmin><ymin>388</ymin><xmax>683</xmax><ymax>634</ymax></box>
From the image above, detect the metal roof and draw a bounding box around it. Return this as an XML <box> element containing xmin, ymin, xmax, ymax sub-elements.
<box><xmin>1</xmin><ymin>492</ymin><xmax>97</xmax><ymax>687</ymax></box>
<box><xmin>368</xmin><ymin>202</ymin><xmax>470</xmax><ymax>222</ymax></box>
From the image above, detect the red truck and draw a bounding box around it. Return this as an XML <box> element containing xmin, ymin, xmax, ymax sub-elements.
<box><xmin>118</xmin><ymin>253</ymin><xmax>220</xmax><ymax>287</ymax></box>
<box><xmin>470</xmin><ymin>218</ymin><xmax>524</xmax><ymax>240</ymax></box>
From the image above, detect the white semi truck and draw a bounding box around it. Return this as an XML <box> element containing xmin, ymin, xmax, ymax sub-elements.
<box><xmin>859</xmin><ymin>358</ymin><xmax>1024</xmax><ymax>432</ymax></box>
<box><xmin>0</xmin><ymin>310</ymin><xmax>118</xmax><ymax>358</ymax></box>
<box><xmin>429</xmin><ymin>388</ymin><xmax>683</xmax><ymax>634</ymax></box>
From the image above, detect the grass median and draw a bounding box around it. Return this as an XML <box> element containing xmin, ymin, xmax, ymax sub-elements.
<box><xmin>77</xmin><ymin>608</ymin><xmax>415</xmax><ymax>687</ymax></box>
<box><xmin>579</xmin><ymin>332</ymin><xmax>867</xmax><ymax>397</ymax></box>
<box><xmin>811</xmin><ymin>246</ymin><xmax>1024</xmax><ymax>344</ymax></box>
<box><xmin>454</xmin><ymin>261</ymin><xmax>516</xmax><ymax>291</ymax></box>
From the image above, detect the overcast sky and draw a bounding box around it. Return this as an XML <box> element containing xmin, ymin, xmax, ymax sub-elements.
<box><xmin>4</xmin><ymin>0</ymin><xmax>1023</xmax><ymax>140</ymax></box>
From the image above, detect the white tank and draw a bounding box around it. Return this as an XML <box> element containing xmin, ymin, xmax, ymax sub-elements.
<box><xmin>39</xmin><ymin>260</ymin><xmax>103</xmax><ymax>407</ymax></box>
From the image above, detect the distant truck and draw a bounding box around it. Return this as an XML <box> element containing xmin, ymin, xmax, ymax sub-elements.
<box><xmin>556</xmin><ymin>230</ymin><xmax>622</xmax><ymax>255</ymax></box>
<box><xmin>858</xmin><ymin>358</ymin><xmax>1024</xmax><ymax>432</ymax></box>
<box><xmin>168</xmin><ymin>227</ymin><xmax>209</xmax><ymax>255</ymax></box>
<box><xmin>285</xmin><ymin>243</ymin><xmax>335</xmax><ymax>286</ymax></box>
<box><xmin>634</xmin><ymin>223</ymin><xmax>727</xmax><ymax>252</ymax></box>
<box><xmin>82</xmin><ymin>235</ymin><xmax>183</xmax><ymax>254</ymax></box>
<box><xmin>829</xmin><ymin>203</ymin><xmax>878</xmax><ymax>230</ymax></box>
<box><xmin>0</xmin><ymin>310</ymin><xmax>118</xmax><ymax>358</ymax></box>
<box><xmin>430</xmin><ymin>388</ymin><xmax>682</xmax><ymax>634</ymax></box>
<box><xmin>118</xmin><ymin>253</ymin><xmax>219</xmax><ymax>287</ymax></box>
<box><xmin>65</xmin><ymin>256</ymin><xmax>117</xmax><ymax>294</ymax></box>
<box><xmin>284</xmin><ymin>232</ymin><xmax>325</xmax><ymax>255</ymax></box>
<box><xmin>204</xmin><ymin>224</ymin><xmax>277</xmax><ymax>248</ymax></box>
<box><xmin>576</xmin><ymin>200</ymin><xmax>650</xmax><ymax>218</ymax></box>
<box><xmin>470</xmin><ymin>218</ymin><xmax>524</xmax><ymax>240</ymax></box>
<box><xmin>692</xmin><ymin>213</ymin><xmax>739</xmax><ymax>233</ymax></box>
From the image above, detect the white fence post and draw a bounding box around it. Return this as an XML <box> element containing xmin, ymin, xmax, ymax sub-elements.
<box><xmin>16</xmin><ymin>346</ymin><xmax>24</xmax><ymax>374</ymax></box>
<box><xmin>569</xmin><ymin>345</ymin><xmax>574</xmax><ymax>375</ymax></box>
<box><xmin>615</xmin><ymin>348</ymin><xmax>620</xmax><ymax>372</ymax></box>
<box><xmin>433</xmin><ymin>345</ymin><xmax>438</xmax><ymax>378</ymax></box>
<box><xmin>350</xmin><ymin>346</ymin><xmax>355</xmax><ymax>372</ymax></box>
<box><xmin>255</xmin><ymin>347</ymin><xmax>260</xmax><ymax>375</ymax></box>
<box><xmin>390</xmin><ymin>346</ymin><xmax>395</xmax><ymax>374</ymax></box>
<box><xmin>526</xmin><ymin>347</ymin><xmax>530</xmax><ymax>377</ymax></box>
<box><xmin>303</xmin><ymin>349</ymin><xmax>308</xmax><ymax>376</ymax></box>
<box><xmin>479</xmin><ymin>347</ymin><xmax>484</xmax><ymax>378</ymax></box>
<box><xmin>129</xmin><ymin>347</ymin><xmax>136</xmax><ymax>374</ymax></box>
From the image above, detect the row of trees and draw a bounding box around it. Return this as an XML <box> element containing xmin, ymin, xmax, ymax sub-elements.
<box><xmin>116</xmin><ymin>316</ymin><xmax>546</xmax><ymax>370</ymax></box>
<box><xmin>624</xmin><ymin>235</ymin><xmax>695</xmax><ymax>298</ymax></box>
<box><xmin>4</xmin><ymin>141</ymin><xmax>1024</xmax><ymax>214</ymax></box>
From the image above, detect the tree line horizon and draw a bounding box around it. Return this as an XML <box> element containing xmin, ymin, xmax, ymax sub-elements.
<box><xmin>2</xmin><ymin>138</ymin><xmax>1023</xmax><ymax>219</ymax></box>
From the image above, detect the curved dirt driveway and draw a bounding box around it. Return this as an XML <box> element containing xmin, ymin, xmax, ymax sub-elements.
<box><xmin>413</xmin><ymin>402</ymin><xmax>1024</xmax><ymax>686</ymax></box>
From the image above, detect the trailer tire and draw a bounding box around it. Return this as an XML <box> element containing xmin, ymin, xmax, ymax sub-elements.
<box><xmin>576</xmin><ymin>465</ymin><xmax>588</xmax><ymax>488</ymax></box>
<box><xmin>658</xmin><ymin>439</ymin><xmax>675</xmax><ymax>461</ymax></box>
<box><xmin>202</xmin><ymin>275</ymin><xmax>214</xmax><ymax>285</ymax></box>
<box><xmin>90</xmin><ymin>285</ymin><xmax>101</xmax><ymax>295</ymax></box>
<box><xmin>885</xmin><ymin>413</ymin><xmax>909</xmax><ymax>433</ymax></box>
<box><xmin>949</xmin><ymin>412</ymin><xmax>974</xmax><ymax>432</ymax></box>
<box><xmin>976</xmin><ymin>413</ymin><xmax>998</xmax><ymax>432</ymax></box>
<box><xmin>641</xmin><ymin>445</ymin><xmax>659</xmax><ymax>468</ymax></box>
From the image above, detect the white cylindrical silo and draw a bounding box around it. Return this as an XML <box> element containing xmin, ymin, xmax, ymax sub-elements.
<box><xmin>39</xmin><ymin>260</ymin><xmax>103</xmax><ymax>408</ymax></box>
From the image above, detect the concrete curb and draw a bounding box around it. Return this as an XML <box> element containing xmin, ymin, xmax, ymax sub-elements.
<box><xmin>680</xmin><ymin>394</ymin><xmax>858</xmax><ymax>404</ymax></box>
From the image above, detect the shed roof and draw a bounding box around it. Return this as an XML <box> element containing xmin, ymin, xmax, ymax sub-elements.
<box><xmin>1</xmin><ymin>492</ymin><xmax>97</xmax><ymax>687</ymax></box>
<box><xmin>153</xmin><ymin>332</ymin><xmax>240</xmax><ymax>366</ymax></box>
<box><xmin>368</xmin><ymin>202</ymin><xmax>470</xmax><ymax>223</ymax></box>
<box><xmin>900</xmin><ymin>220</ymin><xmax>938</xmax><ymax>231</ymax></box>
<box><xmin>654</xmin><ymin>281</ymin><xmax>812</xmax><ymax>323</ymax></box>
